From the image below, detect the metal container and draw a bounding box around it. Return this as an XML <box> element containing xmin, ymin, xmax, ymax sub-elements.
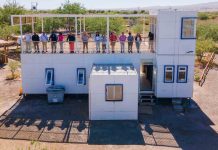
<box><xmin>46</xmin><ymin>85</ymin><xmax>65</xmax><ymax>103</ymax></box>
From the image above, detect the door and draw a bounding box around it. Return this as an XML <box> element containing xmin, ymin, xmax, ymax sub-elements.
<box><xmin>140</xmin><ymin>64</ymin><xmax>153</xmax><ymax>91</ymax></box>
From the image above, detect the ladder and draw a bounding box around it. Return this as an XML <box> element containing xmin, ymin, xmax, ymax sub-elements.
<box><xmin>199</xmin><ymin>52</ymin><xmax>215</xmax><ymax>86</ymax></box>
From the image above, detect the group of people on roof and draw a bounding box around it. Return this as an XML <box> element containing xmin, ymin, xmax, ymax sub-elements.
<box><xmin>23</xmin><ymin>31</ymin><xmax>154</xmax><ymax>54</ymax></box>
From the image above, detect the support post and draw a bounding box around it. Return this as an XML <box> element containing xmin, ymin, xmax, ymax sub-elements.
<box><xmin>32</xmin><ymin>17</ymin><xmax>34</xmax><ymax>33</ymax></box>
<box><xmin>83</xmin><ymin>17</ymin><xmax>85</xmax><ymax>31</ymax></box>
<box><xmin>80</xmin><ymin>17</ymin><xmax>82</xmax><ymax>38</ymax></box>
<box><xmin>41</xmin><ymin>17</ymin><xmax>44</xmax><ymax>32</ymax></box>
<box><xmin>19</xmin><ymin>16</ymin><xmax>23</xmax><ymax>53</ymax></box>
<box><xmin>75</xmin><ymin>17</ymin><xmax>78</xmax><ymax>52</ymax></box>
<box><xmin>143</xmin><ymin>17</ymin><xmax>145</xmax><ymax>41</ymax></box>
<box><xmin>107</xmin><ymin>17</ymin><xmax>110</xmax><ymax>53</ymax></box>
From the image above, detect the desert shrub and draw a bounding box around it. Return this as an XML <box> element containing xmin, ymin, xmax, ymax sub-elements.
<box><xmin>198</xmin><ymin>13</ymin><xmax>209</xmax><ymax>20</ymax></box>
<box><xmin>7</xmin><ymin>60</ymin><xmax>20</xmax><ymax>80</ymax></box>
<box><xmin>197</xmin><ymin>24</ymin><xmax>218</xmax><ymax>42</ymax></box>
<box><xmin>194</xmin><ymin>74</ymin><xmax>200</xmax><ymax>82</ymax></box>
<box><xmin>196</xmin><ymin>39</ymin><xmax>216</xmax><ymax>62</ymax></box>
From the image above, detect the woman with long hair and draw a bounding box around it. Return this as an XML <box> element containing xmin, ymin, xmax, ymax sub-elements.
<box><xmin>135</xmin><ymin>33</ymin><xmax>142</xmax><ymax>53</ymax></box>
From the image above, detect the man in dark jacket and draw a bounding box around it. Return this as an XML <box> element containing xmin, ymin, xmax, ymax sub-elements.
<box><xmin>32</xmin><ymin>32</ymin><xmax>40</xmax><ymax>53</ymax></box>
<box><xmin>148</xmin><ymin>32</ymin><xmax>154</xmax><ymax>52</ymax></box>
<box><xmin>49</xmin><ymin>31</ymin><xmax>58</xmax><ymax>53</ymax></box>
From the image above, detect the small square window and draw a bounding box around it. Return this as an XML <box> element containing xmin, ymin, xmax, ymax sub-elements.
<box><xmin>106</xmin><ymin>84</ymin><xmax>123</xmax><ymax>101</ymax></box>
<box><xmin>177</xmin><ymin>66</ymin><xmax>188</xmax><ymax>83</ymax></box>
<box><xmin>164</xmin><ymin>66</ymin><xmax>174</xmax><ymax>83</ymax></box>
<box><xmin>77</xmin><ymin>68</ymin><xmax>86</xmax><ymax>85</ymax></box>
<box><xmin>45</xmin><ymin>68</ymin><xmax>54</xmax><ymax>85</ymax></box>
<box><xmin>181</xmin><ymin>18</ymin><xmax>197</xmax><ymax>39</ymax></box>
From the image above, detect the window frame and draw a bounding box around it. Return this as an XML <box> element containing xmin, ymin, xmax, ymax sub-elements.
<box><xmin>77</xmin><ymin>68</ymin><xmax>86</xmax><ymax>85</ymax></box>
<box><xmin>181</xmin><ymin>17</ymin><xmax>197</xmax><ymax>39</ymax></box>
<box><xmin>105</xmin><ymin>84</ymin><xmax>123</xmax><ymax>102</ymax></box>
<box><xmin>177</xmin><ymin>65</ymin><xmax>188</xmax><ymax>83</ymax></box>
<box><xmin>45</xmin><ymin>68</ymin><xmax>54</xmax><ymax>85</ymax></box>
<box><xmin>164</xmin><ymin>65</ymin><xmax>175</xmax><ymax>83</ymax></box>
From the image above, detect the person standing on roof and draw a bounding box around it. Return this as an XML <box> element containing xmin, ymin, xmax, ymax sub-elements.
<box><xmin>95</xmin><ymin>32</ymin><xmax>101</xmax><ymax>53</ymax></box>
<box><xmin>119</xmin><ymin>32</ymin><xmax>127</xmax><ymax>53</ymax></box>
<box><xmin>148</xmin><ymin>32</ymin><xmax>154</xmax><ymax>52</ymax></box>
<box><xmin>24</xmin><ymin>32</ymin><xmax>32</xmax><ymax>53</ymax></box>
<box><xmin>40</xmin><ymin>32</ymin><xmax>48</xmax><ymax>53</ymax></box>
<box><xmin>127</xmin><ymin>32</ymin><xmax>134</xmax><ymax>53</ymax></box>
<box><xmin>109</xmin><ymin>31</ymin><xmax>117</xmax><ymax>53</ymax></box>
<box><xmin>101</xmin><ymin>34</ymin><xmax>107</xmax><ymax>53</ymax></box>
<box><xmin>66</xmin><ymin>32</ymin><xmax>76</xmax><ymax>53</ymax></box>
<box><xmin>49</xmin><ymin>31</ymin><xmax>58</xmax><ymax>53</ymax></box>
<box><xmin>82</xmin><ymin>31</ymin><xmax>89</xmax><ymax>53</ymax></box>
<box><xmin>32</xmin><ymin>32</ymin><xmax>40</xmax><ymax>53</ymax></box>
<box><xmin>135</xmin><ymin>33</ymin><xmax>142</xmax><ymax>53</ymax></box>
<box><xmin>58</xmin><ymin>32</ymin><xmax>64</xmax><ymax>53</ymax></box>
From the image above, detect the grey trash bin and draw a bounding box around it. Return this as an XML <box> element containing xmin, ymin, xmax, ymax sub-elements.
<box><xmin>46</xmin><ymin>85</ymin><xmax>65</xmax><ymax>103</ymax></box>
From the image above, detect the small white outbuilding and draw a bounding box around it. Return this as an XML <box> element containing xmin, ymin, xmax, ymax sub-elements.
<box><xmin>89</xmin><ymin>64</ymin><xmax>138</xmax><ymax>120</ymax></box>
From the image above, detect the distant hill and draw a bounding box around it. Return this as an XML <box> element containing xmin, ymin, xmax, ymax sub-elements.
<box><xmin>113</xmin><ymin>2</ymin><xmax>218</xmax><ymax>12</ymax></box>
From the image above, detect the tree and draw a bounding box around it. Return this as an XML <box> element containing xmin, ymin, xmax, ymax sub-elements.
<box><xmin>85</xmin><ymin>17</ymin><xmax>126</xmax><ymax>35</ymax></box>
<box><xmin>196</xmin><ymin>39</ymin><xmax>217</xmax><ymax>62</ymax></box>
<box><xmin>0</xmin><ymin>0</ymin><xmax>25</xmax><ymax>25</ymax></box>
<box><xmin>0</xmin><ymin>25</ymin><xmax>19</xmax><ymax>40</ymax></box>
<box><xmin>132</xmin><ymin>24</ymin><xmax>143</xmax><ymax>34</ymax></box>
<box><xmin>56</xmin><ymin>1</ymin><xmax>86</xmax><ymax>31</ymax></box>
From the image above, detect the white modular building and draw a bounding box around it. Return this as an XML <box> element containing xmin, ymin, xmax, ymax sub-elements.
<box><xmin>89</xmin><ymin>64</ymin><xmax>138</xmax><ymax>120</ymax></box>
<box><xmin>11</xmin><ymin>10</ymin><xmax>197</xmax><ymax>120</ymax></box>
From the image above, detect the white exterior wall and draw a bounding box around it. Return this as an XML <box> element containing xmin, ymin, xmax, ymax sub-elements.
<box><xmin>21</xmin><ymin>53</ymin><xmax>154</xmax><ymax>94</ymax></box>
<box><xmin>155</xmin><ymin>10</ymin><xmax>197</xmax><ymax>98</ymax></box>
<box><xmin>89</xmin><ymin>72</ymin><xmax>138</xmax><ymax>120</ymax></box>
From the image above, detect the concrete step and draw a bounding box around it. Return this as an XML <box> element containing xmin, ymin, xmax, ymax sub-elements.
<box><xmin>139</xmin><ymin>102</ymin><xmax>155</xmax><ymax>106</ymax></box>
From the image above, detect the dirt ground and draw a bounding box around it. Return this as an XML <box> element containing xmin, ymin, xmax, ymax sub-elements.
<box><xmin>0</xmin><ymin>56</ymin><xmax>217</xmax><ymax>150</ymax></box>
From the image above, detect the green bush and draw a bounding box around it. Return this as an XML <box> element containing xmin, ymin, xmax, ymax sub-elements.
<box><xmin>194</xmin><ymin>74</ymin><xmax>200</xmax><ymax>82</ymax></box>
<box><xmin>198</xmin><ymin>13</ymin><xmax>209</xmax><ymax>20</ymax></box>
<box><xmin>197</xmin><ymin>24</ymin><xmax>218</xmax><ymax>42</ymax></box>
<box><xmin>7</xmin><ymin>60</ymin><xmax>20</xmax><ymax>80</ymax></box>
<box><xmin>196</xmin><ymin>39</ymin><xmax>217</xmax><ymax>62</ymax></box>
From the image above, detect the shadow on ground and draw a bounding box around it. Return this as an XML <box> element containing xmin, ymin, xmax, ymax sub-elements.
<box><xmin>0</xmin><ymin>95</ymin><xmax>217</xmax><ymax>149</ymax></box>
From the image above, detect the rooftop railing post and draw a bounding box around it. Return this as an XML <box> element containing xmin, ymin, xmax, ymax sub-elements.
<box><xmin>75</xmin><ymin>17</ymin><xmax>78</xmax><ymax>52</ymax></box>
<box><xmin>32</xmin><ymin>17</ymin><xmax>34</xmax><ymax>33</ymax></box>
<box><xmin>19</xmin><ymin>16</ymin><xmax>23</xmax><ymax>53</ymax></box>
<box><xmin>80</xmin><ymin>17</ymin><xmax>82</xmax><ymax>38</ymax></box>
<box><xmin>41</xmin><ymin>17</ymin><xmax>44</xmax><ymax>32</ymax></box>
<box><xmin>83</xmin><ymin>17</ymin><xmax>85</xmax><ymax>31</ymax></box>
<box><xmin>143</xmin><ymin>17</ymin><xmax>145</xmax><ymax>40</ymax></box>
<box><xmin>107</xmin><ymin>17</ymin><xmax>110</xmax><ymax>53</ymax></box>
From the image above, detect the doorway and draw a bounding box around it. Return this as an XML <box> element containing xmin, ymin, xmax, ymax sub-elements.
<box><xmin>140</xmin><ymin>64</ymin><xmax>153</xmax><ymax>91</ymax></box>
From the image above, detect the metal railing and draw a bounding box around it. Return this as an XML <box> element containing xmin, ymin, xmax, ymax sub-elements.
<box><xmin>199</xmin><ymin>52</ymin><xmax>215</xmax><ymax>86</ymax></box>
<box><xmin>21</xmin><ymin>37</ymin><xmax>155</xmax><ymax>54</ymax></box>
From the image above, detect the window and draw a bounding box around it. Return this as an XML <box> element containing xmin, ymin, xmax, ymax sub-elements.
<box><xmin>45</xmin><ymin>68</ymin><xmax>54</xmax><ymax>85</ymax></box>
<box><xmin>164</xmin><ymin>65</ymin><xmax>174</xmax><ymax>83</ymax></box>
<box><xmin>77</xmin><ymin>68</ymin><xmax>86</xmax><ymax>85</ymax></box>
<box><xmin>105</xmin><ymin>84</ymin><xmax>123</xmax><ymax>101</ymax></box>
<box><xmin>177</xmin><ymin>66</ymin><xmax>188</xmax><ymax>83</ymax></box>
<box><xmin>181</xmin><ymin>17</ymin><xmax>197</xmax><ymax>39</ymax></box>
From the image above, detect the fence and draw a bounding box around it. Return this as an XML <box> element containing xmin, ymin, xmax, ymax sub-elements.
<box><xmin>21</xmin><ymin>36</ymin><xmax>155</xmax><ymax>54</ymax></box>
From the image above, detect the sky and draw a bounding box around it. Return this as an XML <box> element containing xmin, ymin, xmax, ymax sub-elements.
<box><xmin>1</xmin><ymin>0</ymin><xmax>218</xmax><ymax>10</ymax></box>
